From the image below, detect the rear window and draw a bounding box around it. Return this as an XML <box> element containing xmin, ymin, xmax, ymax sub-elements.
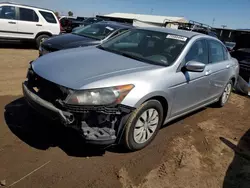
<box><xmin>39</xmin><ymin>11</ymin><xmax>57</xmax><ymax>23</ymax></box>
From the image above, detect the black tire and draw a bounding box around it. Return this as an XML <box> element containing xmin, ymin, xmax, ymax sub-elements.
<box><xmin>35</xmin><ymin>34</ymin><xmax>49</xmax><ymax>49</ymax></box>
<box><xmin>234</xmin><ymin>76</ymin><xmax>249</xmax><ymax>95</ymax></box>
<box><xmin>215</xmin><ymin>80</ymin><xmax>233</xmax><ymax>107</ymax></box>
<box><xmin>122</xmin><ymin>100</ymin><xmax>164</xmax><ymax>151</ymax></box>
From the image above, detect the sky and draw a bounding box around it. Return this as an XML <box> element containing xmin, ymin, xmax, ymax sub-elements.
<box><xmin>1</xmin><ymin>0</ymin><xmax>250</xmax><ymax>29</ymax></box>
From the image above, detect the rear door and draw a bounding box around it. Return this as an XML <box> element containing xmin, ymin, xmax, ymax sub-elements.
<box><xmin>0</xmin><ymin>5</ymin><xmax>18</xmax><ymax>38</ymax></box>
<box><xmin>16</xmin><ymin>7</ymin><xmax>40</xmax><ymax>39</ymax></box>
<box><xmin>206</xmin><ymin>39</ymin><xmax>232</xmax><ymax>99</ymax></box>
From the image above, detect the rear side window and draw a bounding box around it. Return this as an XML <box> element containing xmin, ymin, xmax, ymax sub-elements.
<box><xmin>0</xmin><ymin>6</ymin><xmax>16</xmax><ymax>20</ymax></box>
<box><xmin>19</xmin><ymin>8</ymin><xmax>38</xmax><ymax>22</ymax></box>
<box><xmin>39</xmin><ymin>11</ymin><xmax>57</xmax><ymax>23</ymax></box>
<box><xmin>208</xmin><ymin>40</ymin><xmax>225</xmax><ymax>63</ymax></box>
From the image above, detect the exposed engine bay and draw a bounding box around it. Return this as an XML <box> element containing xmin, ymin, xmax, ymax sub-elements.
<box><xmin>24</xmin><ymin>64</ymin><xmax>134</xmax><ymax>145</ymax></box>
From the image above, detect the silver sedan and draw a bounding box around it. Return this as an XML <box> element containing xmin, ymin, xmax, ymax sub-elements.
<box><xmin>23</xmin><ymin>27</ymin><xmax>239</xmax><ymax>151</ymax></box>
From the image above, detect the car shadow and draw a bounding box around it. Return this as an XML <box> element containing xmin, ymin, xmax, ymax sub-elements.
<box><xmin>0</xmin><ymin>40</ymin><xmax>36</xmax><ymax>49</ymax></box>
<box><xmin>4</xmin><ymin>97</ymin><xmax>106</xmax><ymax>157</ymax></box>
<box><xmin>220</xmin><ymin>129</ymin><xmax>250</xmax><ymax>188</ymax></box>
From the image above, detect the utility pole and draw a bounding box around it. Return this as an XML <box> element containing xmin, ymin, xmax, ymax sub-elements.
<box><xmin>212</xmin><ymin>18</ymin><xmax>215</xmax><ymax>27</ymax></box>
<box><xmin>150</xmin><ymin>8</ymin><xmax>153</xmax><ymax>14</ymax></box>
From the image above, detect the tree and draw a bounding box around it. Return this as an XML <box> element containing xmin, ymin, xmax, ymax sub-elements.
<box><xmin>54</xmin><ymin>11</ymin><xmax>59</xmax><ymax>17</ymax></box>
<box><xmin>68</xmin><ymin>11</ymin><xmax>73</xmax><ymax>16</ymax></box>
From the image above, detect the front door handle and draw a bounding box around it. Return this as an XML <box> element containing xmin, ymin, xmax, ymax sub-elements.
<box><xmin>36</xmin><ymin>24</ymin><xmax>42</xmax><ymax>27</ymax></box>
<box><xmin>226</xmin><ymin>64</ymin><xmax>231</xmax><ymax>68</ymax></box>
<box><xmin>8</xmin><ymin>21</ymin><xmax>16</xmax><ymax>24</ymax></box>
<box><xmin>205</xmin><ymin>70</ymin><xmax>212</xmax><ymax>76</ymax></box>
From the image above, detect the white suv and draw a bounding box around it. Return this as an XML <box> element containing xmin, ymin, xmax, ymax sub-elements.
<box><xmin>0</xmin><ymin>2</ymin><xmax>61</xmax><ymax>48</ymax></box>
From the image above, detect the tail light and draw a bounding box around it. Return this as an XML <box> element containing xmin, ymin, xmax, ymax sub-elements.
<box><xmin>56</xmin><ymin>16</ymin><xmax>65</xmax><ymax>33</ymax></box>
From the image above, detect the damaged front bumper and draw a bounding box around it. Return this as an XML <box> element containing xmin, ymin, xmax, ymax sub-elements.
<box><xmin>22</xmin><ymin>81</ymin><xmax>135</xmax><ymax>145</ymax></box>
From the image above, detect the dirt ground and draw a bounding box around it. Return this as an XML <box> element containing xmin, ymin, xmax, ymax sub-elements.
<box><xmin>0</xmin><ymin>45</ymin><xmax>249</xmax><ymax>188</ymax></box>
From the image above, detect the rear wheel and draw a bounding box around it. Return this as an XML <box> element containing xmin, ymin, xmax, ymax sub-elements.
<box><xmin>36</xmin><ymin>34</ymin><xmax>49</xmax><ymax>49</ymax></box>
<box><xmin>122</xmin><ymin>100</ymin><xmax>164</xmax><ymax>151</ymax></box>
<box><xmin>215</xmin><ymin>80</ymin><xmax>233</xmax><ymax>107</ymax></box>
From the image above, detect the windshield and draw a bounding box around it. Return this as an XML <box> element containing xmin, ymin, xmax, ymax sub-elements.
<box><xmin>72</xmin><ymin>23</ymin><xmax>116</xmax><ymax>40</ymax></box>
<box><xmin>98</xmin><ymin>29</ymin><xmax>188</xmax><ymax>66</ymax></box>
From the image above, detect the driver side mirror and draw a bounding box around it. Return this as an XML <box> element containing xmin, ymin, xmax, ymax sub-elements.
<box><xmin>185</xmin><ymin>61</ymin><xmax>206</xmax><ymax>72</ymax></box>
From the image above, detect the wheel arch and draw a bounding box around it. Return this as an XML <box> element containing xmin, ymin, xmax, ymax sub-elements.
<box><xmin>230</xmin><ymin>76</ymin><xmax>236</xmax><ymax>87</ymax></box>
<box><xmin>134</xmin><ymin>91</ymin><xmax>171</xmax><ymax>120</ymax></box>
<box><xmin>116</xmin><ymin>92</ymin><xmax>172</xmax><ymax>145</ymax></box>
<box><xmin>35</xmin><ymin>31</ymin><xmax>53</xmax><ymax>39</ymax></box>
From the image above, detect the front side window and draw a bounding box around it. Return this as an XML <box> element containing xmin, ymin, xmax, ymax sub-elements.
<box><xmin>19</xmin><ymin>8</ymin><xmax>38</xmax><ymax>22</ymax></box>
<box><xmin>185</xmin><ymin>40</ymin><xmax>208</xmax><ymax>64</ymax></box>
<box><xmin>39</xmin><ymin>11</ymin><xmax>57</xmax><ymax>23</ymax></box>
<box><xmin>0</xmin><ymin>6</ymin><xmax>16</xmax><ymax>20</ymax></box>
<box><xmin>72</xmin><ymin>23</ymin><xmax>118</xmax><ymax>40</ymax></box>
<box><xmin>98</xmin><ymin>29</ymin><xmax>188</xmax><ymax>66</ymax></box>
<box><xmin>208</xmin><ymin>40</ymin><xmax>225</xmax><ymax>63</ymax></box>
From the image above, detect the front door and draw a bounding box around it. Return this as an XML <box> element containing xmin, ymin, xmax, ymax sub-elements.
<box><xmin>170</xmin><ymin>39</ymin><xmax>211</xmax><ymax>117</ymax></box>
<box><xmin>0</xmin><ymin>5</ymin><xmax>18</xmax><ymax>38</ymax></box>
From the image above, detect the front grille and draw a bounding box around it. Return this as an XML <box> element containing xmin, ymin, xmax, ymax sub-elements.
<box><xmin>63</xmin><ymin>103</ymin><xmax>135</xmax><ymax>114</ymax></box>
<box><xmin>27</xmin><ymin>68</ymin><xmax>69</xmax><ymax>104</ymax></box>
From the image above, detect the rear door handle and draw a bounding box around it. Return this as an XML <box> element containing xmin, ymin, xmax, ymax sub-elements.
<box><xmin>205</xmin><ymin>70</ymin><xmax>212</xmax><ymax>76</ymax></box>
<box><xmin>226</xmin><ymin>64</ymin><xmax>231</xmax><ymax>68</ymax></box>
<box><xmin>8</xmin><ymin>21</ymin><xmax>16</xmax><ymax>24</ymax></box>
<box><xmin>36</xmin><ymin>24</ymin><xmax>42</xmax><ymax>26</ymax></box>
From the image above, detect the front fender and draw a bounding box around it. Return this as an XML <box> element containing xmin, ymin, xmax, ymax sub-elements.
<box><xmin>133</xmin><ymin>91</ymin><xmax>172</xmax><ymax>109</ymax></box>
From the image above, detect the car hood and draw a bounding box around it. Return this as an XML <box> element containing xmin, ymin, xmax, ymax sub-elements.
<box><xmin>32</xmin><ymin>47</ymin><xmax>154</xmax><ymax>90</ymax></box>
<box><xmin>42</xmin><ymin>33</ymin><xmax>99</xmax><ymax>50</ymax></box>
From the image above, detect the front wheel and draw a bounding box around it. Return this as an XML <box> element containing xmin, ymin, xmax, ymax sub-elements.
<box><xmin>36</xmin><ymin>34</ymin><xmax>49</xmax><ymax>49</ymax></box>
<box><xmin>215</xmin><ymin>80</ymin><xmax>233</xmax><ymax>107</ymax></box>
<box><xmin>122</xmin><ymin>100</ymin><xmax>164</xmax><ymax>151</ymax></box>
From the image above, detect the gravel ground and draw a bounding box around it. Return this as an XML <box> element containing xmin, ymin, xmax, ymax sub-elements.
<box><xmin>0</xmin><ymin>46</ymin><xmax>249</xmax><ymax>188</ymax></box>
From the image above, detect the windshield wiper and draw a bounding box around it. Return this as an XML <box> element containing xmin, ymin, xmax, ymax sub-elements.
<box><xmin>97</xmin><ymin>47</ymin><xmax>145</xmax><ymax>61</ymax></box>
<box><xmin>118</xmin><ymin>52</ymin><xmax>144</xmax><ymax>62</ymax></box>
<box><xmin>72</xmin><ymin>33</ymin><xmax>100</xmax><ymax>40</ymax></box>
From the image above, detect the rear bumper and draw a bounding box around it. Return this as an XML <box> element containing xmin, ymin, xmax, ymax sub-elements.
<box><xmin>22</xmin><ymin>82</ymin><xmax>134</xmax><ymax>145</ymax></box>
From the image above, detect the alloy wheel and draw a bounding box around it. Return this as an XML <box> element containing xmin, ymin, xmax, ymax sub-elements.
<box><xmin>133</xmin><ymin>108</ymin><xmax>159</xmax><ymax>144</ymax></box>
<box><xmin>222</xmin><ymin>83</ymin><xmax>232</xmax><ymax>104</ymax></box>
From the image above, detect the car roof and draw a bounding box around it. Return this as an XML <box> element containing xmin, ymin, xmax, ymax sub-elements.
<box><xmin>0</xmin><ymin>2</ymin><xmax>53</xmax><ymax>12</ymax></box>
<box><xmin>137</xmin><ymin>27</ymin><xmax>206</xmax><ymax>38</ymax></box>
<box><xmin>95</xmin><ymin>21</ymin><xmax>134</xmax><ymax>29</ymax></box>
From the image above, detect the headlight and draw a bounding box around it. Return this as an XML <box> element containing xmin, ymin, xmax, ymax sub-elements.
<box><xmin>65</xmin><ymin>84</ymin><xmax>134</xmax><ymax>105</ymax></box>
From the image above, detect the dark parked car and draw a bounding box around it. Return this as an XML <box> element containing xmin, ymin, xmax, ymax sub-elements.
<box><xmin>59</xmin><ymin>16</ymin><xmax>87</xmax><ymax>33</ymax></box>
<box><xmin>71</xmin><ymin>17</ymin><xmax>105</xmax><ymax>32</ymax></box>
<box><xmin>39</xmin><ymin>21</ymin><xmax>133</xmax><ymax>56</ymax></box>
<box><xmin>230</xmin><ymin>33</ymin><xmax>250</xmax><ymax>95</ymax></box>
<box><xmin>225</xmin><ymin>41</ymin><xmax>236</xmax><ymax>52</ymax></box>
<box><xmin>78</xmin><ymin>17</ymin><xmax>104</xmax><ymax>27</ymax></box>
